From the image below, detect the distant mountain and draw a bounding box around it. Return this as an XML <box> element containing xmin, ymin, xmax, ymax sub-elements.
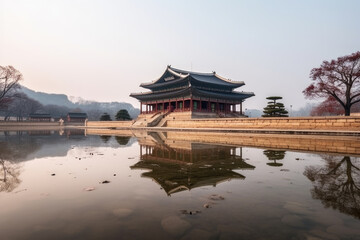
<box><xmin>21</xmin><ymin>86</ymin><xmax>75</xmax><ymax>108</ymax></box>
<box><xmin>19</xmin><ymin>86</ymin><xmax>140</xmax><ymax>120</ymax></box>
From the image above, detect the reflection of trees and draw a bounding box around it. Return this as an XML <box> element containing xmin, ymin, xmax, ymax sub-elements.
<box><xmin>304</xmin><ymin>156</ymin><xmax>360</xmax><ymax>219</ymax></box>
<box><xmin>115</xmin><ymin>136</ymin><xmax>131</xmax><ymax>145</ymax></box>
<box><xmin>0</xmin><ymin>158</ymin><xmax>21</xmax><ymax>192</ymax></box>
<box><xmin>100</xmin><ymin>135</ymin><xmax>112</xmax><ymax>143</ymax></box>
<box><xmin>263</xmin><ymin>150</ymin><xmax>286</xmax><ymax>167</ymax></box>
<box><xmin>0</xmin><ymin>134</ymin><xmax>40</xmax><ymax>161</ymax></box>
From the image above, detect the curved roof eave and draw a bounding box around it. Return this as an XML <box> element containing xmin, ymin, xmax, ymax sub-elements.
<box><xmin>140</xmin><ymin>75</ymin><xmax>189</xmax><ymax>89</ymax></box>
<box><xmin>214</xmin><ymin>73</ymin><xmax>244</xmax><ymax>85</ymax></box>
<box><xmin>140</xmin><ymin>66</ymin><xmax>189</xmax><ymax>88</ymax></box>
<box><xmin>190</xmin><ymin>75</ymin><xmax>244</xmax><ymax>88</ymax></box>
<box><xmin>130</xmin><ymin>87</ymin><xmax>191</xmax><ymax>101</ymax></box>
<box><xmin>194</xmin><ymin>88</ymin><xmax>255</xmax><ymax>101</ymax></box>
<box><xmin>232</xmin><ymin>90</ymin><xmax>255</xmax><ymax>96</ymax></box>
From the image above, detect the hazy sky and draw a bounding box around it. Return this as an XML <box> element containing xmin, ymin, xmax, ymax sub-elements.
<box><xmin>1</xmin><ymin>0</ymin><xmax>359</xmax><ymax>110</ymax></box>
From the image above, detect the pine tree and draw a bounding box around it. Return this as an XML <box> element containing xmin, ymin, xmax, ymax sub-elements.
<box><xmin>100</xmin><ymin>112</ymin><xmax>112</xmax><ymax>121</ymax></box>
<box><xmin>115</xmin><ymin>109</ymin><xmax>132</xmax><ymax>121</ymax></box>
<box><xmin>262</xmin><ymin>96</ymin><xmax>288</xmax><ymax>117</ymax></box>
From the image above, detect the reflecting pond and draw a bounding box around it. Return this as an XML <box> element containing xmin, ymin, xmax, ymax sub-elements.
<box><xmin>0</xmin><ymin>130</ymin><xmax>360</xmax><ymax>240</ymax></box>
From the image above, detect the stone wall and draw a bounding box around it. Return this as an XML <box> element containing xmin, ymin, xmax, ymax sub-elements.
<box><xmin>0</xmin><ymin>121</ymin><xmax>61</xmax><ymax>130</ymax></box>
<box><xmin>86</xmin><ymin>121</ymin><xmax>133</xmax><ymax>128</ymax></box>
<box><xmin>0</xmin><ymin>121</ymin><xmax>60</xmax><ymax>127</ymax></box>
<box><xmin>166</xmin><ymin>116</ymin><xmax>360</xmax><ymax>131</ymax></box>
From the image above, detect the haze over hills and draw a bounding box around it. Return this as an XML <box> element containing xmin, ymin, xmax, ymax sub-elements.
<box><xmin>5</xmin><ymin>86</ymin><xmax>312</xmax><ymax>120</ymax></box>
<box><xmin>19</xmin><ymin>86</ymin><xmax>140</xmax><ymax>120</ymax></box>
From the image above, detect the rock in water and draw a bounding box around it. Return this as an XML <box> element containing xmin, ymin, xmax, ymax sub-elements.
<box><xmin>83</xmin><ymin>187</ymin><xmax>95</xmax><ymax>191</ymax></box>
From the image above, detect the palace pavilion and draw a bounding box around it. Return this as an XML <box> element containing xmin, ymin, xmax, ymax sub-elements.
<box><xmin>130</xmin><ymin>66</ymin><xmax>254</xmax><ymax>117</ymax></box>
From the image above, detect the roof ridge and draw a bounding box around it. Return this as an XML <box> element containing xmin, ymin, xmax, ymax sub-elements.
<box><xmin>169</xmin><ymin>66</ymin><xmax>214</xmax><ymax>76</ymax></box>
<box><xmin>170</xmin><ymin>66</ymin><xmax>244</xmax><ymax>84</ymax></box>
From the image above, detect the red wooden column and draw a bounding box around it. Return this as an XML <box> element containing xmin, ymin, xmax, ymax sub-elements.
<box><xmin>190</xmin><ymin>99</ymin><xmax>193</xmax><ymax>111</ymax></box>
<box><xmin>162</xmin><ymin>101</ymin><xmax>165</xmax><ymax>112</ymax></box>
<box><xmin>140</xmin><ymin>102</ymin><xmax>142</xmax><ymax>114</ymax></box>
<box><xmin>182</xmin><ymin>99</ymin><xmax>185</xmax><ymax>112</ymax></box>
<box><xmin>240</xmin><ymin>102</ymin><xmax>243</xmax><ymax>115</ymax></box>
<box><xmin>155</xmin><ymin>103</ymin><xmax>158</xmax><ymax>112</ymax></box>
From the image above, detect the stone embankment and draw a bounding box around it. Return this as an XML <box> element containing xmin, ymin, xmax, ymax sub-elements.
<box><xmin>166</xmin><ymin>116</ymin><xmax>360</xmax><ymax>131</ymax></box>
<box><xmin>0</xmin><ymin>121</ymin><xmax>61</xmax><ymax>130</ymax></box>
<box><xmin>85</xmin><ymin>116</ymin><xmax>360</xmax><ymax>136</ymax></box>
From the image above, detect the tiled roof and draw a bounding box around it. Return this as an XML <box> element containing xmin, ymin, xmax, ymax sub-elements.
<box><xmin>67</xmin><ymin>112</ymin><xmax>88</xmax><ymax>118</ymax></box>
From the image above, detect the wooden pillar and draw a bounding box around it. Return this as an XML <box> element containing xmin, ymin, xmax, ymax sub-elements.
<box><xmin>140</xmin><ymin>102</ymin><xmax>142</xmax><ymax>114</ymax></box>
<box><xmin>240</xmin><ymin>102</ymin><xmax>243</xmax><ymax>115</ymax></box>
<box><xmin>183</xmin><ymin>99</ymin><xmax>185</xmax><ymax>112</ymax></box>
<box><xmin>163</xmin><ymin>101</ymin><xmax>165</xmax><ymax>112</ymax></box>
<box><xmin>190</xmin><ymin>99</ymin><xmax>193</xmax><ymax>111</ymax></box>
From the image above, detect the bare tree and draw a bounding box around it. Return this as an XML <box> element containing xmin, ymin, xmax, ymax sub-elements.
<box><xmin>2</xmin><ymin>93</ymin><xmax>43</xmax><ymax>121</ymax></box>
<box><xmin>0</xmin><ymin>66</ymin><xmax>23</xmax><ymax>107</ymax></box>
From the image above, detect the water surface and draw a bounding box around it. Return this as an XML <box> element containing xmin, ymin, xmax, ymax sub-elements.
<box><xmin>1</xmin><ymin>130</ymin><xmax>359</xmax><ymax>240</ymax></box>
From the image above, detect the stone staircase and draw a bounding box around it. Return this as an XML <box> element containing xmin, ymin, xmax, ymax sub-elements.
<box><xmin>132</xmin><ymin>112</ymin><xmax>161</xmax><ymax>127</ymax></box>
<box><xmin>132</xmin><ymin>111</ymin><xmax>173</xmax><ymax>127</ymax></box>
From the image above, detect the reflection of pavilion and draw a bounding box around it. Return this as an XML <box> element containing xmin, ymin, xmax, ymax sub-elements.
<box><xmin>131</xmin><ymin>132</ymin><xmax>255</xmax><ymax>195</ymax></box>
